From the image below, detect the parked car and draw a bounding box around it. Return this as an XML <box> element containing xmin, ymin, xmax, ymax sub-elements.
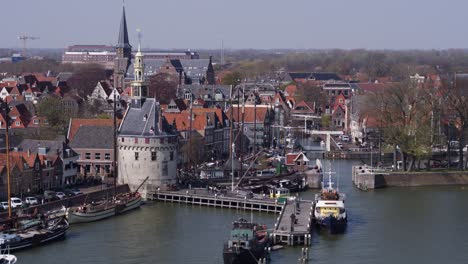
<box><xmin>64</xmin><ymin>189</ymin><xmax>76</xmax><ymax>197</ymax></box>
<box><xmin>44</xmin><ymin>190</ymin><xmax>58</xmax><ymax>201</ymax></box>
<box><xmin>70</xmin><ymin>189</ymin><xmax>83</xmax><ymax>195</ymax></box>
<box><xmin>10</xmin><ymin>197</ymin><xmax>23</xmax><ymax>209</ymax></box>
<box><xmin>56</xmin><ymin>192</ymin><xmax>67</xmax><ymax>199</ymax></box>
<box><xmin>336</xmin><ymin>142</ymin><xmax>343</xmax><ymax>149</ymax></box>
<box><xmin>341</xmin><ymin>135</ymin><xmax>350</xmax><ymax>142</ymax></box>
<box><xmin>25</xmin><ymin>197</ymin><xmax>39</xmax><ymax>205</ymax></box>
<box><xmin>0</xmin><ymin>202</ymin><xmax>9</xmax><ymax>210</ymax></box>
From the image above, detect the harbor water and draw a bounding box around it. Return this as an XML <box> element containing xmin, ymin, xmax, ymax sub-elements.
<box><xmin>16</xmin><ymin>160</ymin><xmax>468</xmax><ymax>263</ymax></box>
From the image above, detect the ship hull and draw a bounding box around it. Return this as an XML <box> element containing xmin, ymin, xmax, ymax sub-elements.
<box><xmin>116</xmin><ymin>195</ymin><xmax>142</xmax><ymax>214</ymax></box>
<box><xmin>316</xmin><ymin>216</ymin><xmax>347</xmax><ymax>234</ymax></box>
<box><xmin>0</xmin><ymin>222</ymin><xmax>68</xmax><ymax>251</ymax></box>
<box><xmin>223</xmin><ymin>246</ymin><xmax>268</xmax><ymax>264</ymax></box>
<box><xmin>66</xmin><ymin>206</ymin><xmax>115</xmax><ymax>224</ymax></box>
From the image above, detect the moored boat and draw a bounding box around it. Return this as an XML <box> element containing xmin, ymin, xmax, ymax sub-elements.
<box><xmin>313</xmin><ymin>163</ymin><xmax>347</xmax><ymax>234</ymax></box>
<box><xmin>115</xmin><ymin>192</ymin><xmax>142</xmax><ymax>214</ymax></box>
<box><xmin>66</xmin><ymin>200</ymin><xmax>116</xmax><ymax>224</ymax></box>
<box><xmin>223</xmin><ymin>218</ymin><xmax>270</xmax><ymax>264</ymax></box>
<box><xmin>0</xmin><ymin>217</ymin><xmax>69</xmax><ymax>251</ymax></box>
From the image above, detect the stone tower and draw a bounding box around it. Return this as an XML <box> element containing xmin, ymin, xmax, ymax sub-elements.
<box><xmin>114</xmin><ymin>5</ymin><xmax>132</xmax><ymax>89</ymax></box>
<box><xmin>117</xmin><ymin>45</ymin><xmax>179</xmax><ymax>199</ymax></box>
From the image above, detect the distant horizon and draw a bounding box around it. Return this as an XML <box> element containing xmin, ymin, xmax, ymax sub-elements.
<box><xmin>2</xmin><ymin>0</ymin><xmax>468</xmax><ymax>50</ymax></box>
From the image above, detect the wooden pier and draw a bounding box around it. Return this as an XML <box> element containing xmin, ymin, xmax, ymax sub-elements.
<box><xmin>148</xmin><ymin>189</ymin><xmax>283</xmax><ymax>213</ymax></box>
<box><xmin>148</xmin><ymin>189</ymin><xmax>315</xmax><ymax>246</ymax></box>
<box><xmin>272</xmin><ymin>199</ymin><xmax>314</xmax><ymax>246</ymax></box>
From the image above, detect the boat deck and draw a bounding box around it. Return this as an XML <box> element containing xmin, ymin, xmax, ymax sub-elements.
<box><xmin>272</xmin><ymin>199</ymin><xmax>314</xmax><ymax>246</ymax></box>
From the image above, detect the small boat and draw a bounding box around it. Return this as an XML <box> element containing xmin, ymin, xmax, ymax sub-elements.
<box><xmin>313</xmin><ymin>164</ymin><xmax>347</xmax><ymax>234</ymax></box>
<box><xmin>115</xmin><ymin>192</ymin><xmax>142</xmax><ymax>215</ymax></box>
<box><xmin>0</xmin><ymin>217</ymin><xmax>69</xmax><ymax>251</ymax></box>
<box><xmin>0</xmin><ymin>246</ymin><xmax>17</xmax><ymax>264</ymax></box>
<box><xmin>223</xmin><ymin>218</ymin><xmax>270</xmax><ymax>264</ymax></box>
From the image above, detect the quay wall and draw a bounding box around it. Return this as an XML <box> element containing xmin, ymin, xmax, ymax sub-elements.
<box><xmin>0</xmin><ymin>185</ymin><xmax>130</xmax><ymax>219</ymax></box>
<box><xmin>353</xmin><ymin>169</ymin><xmax>468</xmax><ymax>189</ymax></box>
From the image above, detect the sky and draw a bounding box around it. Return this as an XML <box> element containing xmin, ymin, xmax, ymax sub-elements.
<box><xmin>2</xmin><ymin>0</ymin><xmax>468</xmax><ymax>50</ymax></box>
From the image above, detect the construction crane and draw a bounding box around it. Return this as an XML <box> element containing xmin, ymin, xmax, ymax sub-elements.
<box><xmin>18</xmin><ymin>35</ymin><xmax>39</xmax><ymax>57</ymax></box>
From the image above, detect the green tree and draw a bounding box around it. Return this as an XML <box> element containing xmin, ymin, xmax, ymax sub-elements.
<box><xmin>221</xmin><ymin>72</ymin><xmax>243</xmax><ymax>86</ymax></box>
<box><xmin>37</xmin><ymin>96</ymin><xmax>69</xmax><ymax>132</ymax></box>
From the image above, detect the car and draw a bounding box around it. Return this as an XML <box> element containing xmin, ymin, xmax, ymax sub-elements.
<box><xmin>0</xmin><ymin>202</ymin><xmax>9</xmax><ymax>210</ymax></box>
<box><xmin>70</xmin><ymin>189</ymin><xmax>83</xmax><ymax>195</ymax></box>
<box><xmin>10</xmin><ymin>197</ymin><xmax>23</xmax><ymax>209</ymax></box>
<box><xmin>337</xmin><ymin>142</ymin><xmax>343</xmax><ymax>149</ymax></box>
<box><xmin>25</xmin><ymin>197</ymin><xmax>39</xmax><ymax>205</ymax></box>
<box><xmin>64</xmin><ymin>189</ymin><xmax>76</xmax><ymax>197</ymax></box>
<box><xmin>44</xmin><ymin>190</ymin><xmax>57</xmax><ymax>201</ymax></box>
<box><xmin>56</xmin><ymin>192</ymin><xmax>67</xmax><ymax>199</ymax></box>
<box><xmin>341</xmin><ymin>135</ymin><xmax>350</xmax><ymax>142</ymax></box>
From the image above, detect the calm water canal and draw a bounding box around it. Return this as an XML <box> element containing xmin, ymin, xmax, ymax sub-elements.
<box><xmin>16</xmin><ymin>160</ymin><xmax>468</xmax><ymax>263</ymax></box>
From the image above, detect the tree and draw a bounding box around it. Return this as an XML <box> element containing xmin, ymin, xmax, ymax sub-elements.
<box><xmin>180</xmin><ymin>135</ymin><xmax>207</xmax><ymax>169</ymax></box>
<box><xmin>295</xmin><ymin>82</ymin><xmax>329</xmax><ymax>113</ymax></box>
<box><xmin>221</xmin><ymin>72</ymin><xmax>243</xmax><ymax>86</ymax></box>
<box><xmin>148</xmin><ymin>73</ymin><xmax>178</xmax><ymax>104</ymax></box>
<box><xmin>446</xmin><ymin>75</ymin><xmax>468</xmax><ymax>170</ymax></box>
<box><xmin>37</xmin><ymin>96</ymin><xmax>69</xmax><ymax>132</ymax></box>
<box><xmin>365</xmin><ymin>80</ymin><xmax>433</xmax><ymax>171</ymax></box>
<box><xmin>67</xmin><ymin>64</ymin><xmax>108</xmax><ymax>97</ymax></box>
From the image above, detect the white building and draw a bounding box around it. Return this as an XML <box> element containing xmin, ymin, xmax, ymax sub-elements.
<box><xmin>117</xmin><ymin>45</ymin><xmax>178</xmax><ymax>198</ymax></box>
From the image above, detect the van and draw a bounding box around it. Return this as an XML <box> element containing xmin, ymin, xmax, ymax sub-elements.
<box><xmin>341</xmin><ymin>135</ymin><xmax>350</xmax><ymax>142</ymax></box>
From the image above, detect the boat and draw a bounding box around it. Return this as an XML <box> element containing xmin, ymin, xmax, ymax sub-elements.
<box><xmin>0</xmin><ymin>217</ymin><xmax>69</xmax><ymax>251</ymax></box>
<box><xmin>66</xmin><ymin>200</ymin><xmax>116</xmax><ymax>224</ymax></box>
<box><xmin>223</xmin><ymin>218</ymin><xmax>270</xmax><ymax>264</ymax></box>
<box><xmin>0</xmin><ymin>254</ymin><xmax>16</xmax><ymax>264</ymax></box>
<box><xmin>313</xmin><ymin>164</ymin><xmax>347</xmax><ymax>234</ymax></box>
<box><xmin>115</xmin><ymin>192</ymin><xmax>142</xmax><ymax>214</ymax></box>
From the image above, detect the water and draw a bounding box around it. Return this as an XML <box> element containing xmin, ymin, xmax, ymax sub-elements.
<box><xmin>16</xmin><ymin>160</ymin><xmax>468</xmax><ymax>263</ymax></box>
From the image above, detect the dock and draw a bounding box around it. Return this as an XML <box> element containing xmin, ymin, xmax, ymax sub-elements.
<box><xmin>148</xmin><ymin>189</ymin><xmax>283</xmax><ymax>213</ymax></box>
<box><xmin>148</xmin><ymin>188</ymin><xmax>314</xmax><ymax>246</ymax></box>
<box><xmin>272</xmin><ymin>199</ymin><xmax>314</xmax><ymax>246</ymax></box>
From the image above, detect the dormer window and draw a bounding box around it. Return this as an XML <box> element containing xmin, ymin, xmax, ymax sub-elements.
<box><xmin>143</xmin><ymin>114</ymin><xmax>148</xmax><ymax>121</ymax></box>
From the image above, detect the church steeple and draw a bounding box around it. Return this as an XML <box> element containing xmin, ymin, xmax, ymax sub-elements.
<box><xmin>206</xmin><ymin>56</ymin><xmax>216</xmax><ymax>85</ymax></box>
<box><xmin>116</xmin><ymin>5</ymin><xmax>131</xmax><ymax>49</ymax></box>
<box><xmin>114</xmin><ymin>3</ymin><xmax>132</xmax><ymax>89</ymax></box>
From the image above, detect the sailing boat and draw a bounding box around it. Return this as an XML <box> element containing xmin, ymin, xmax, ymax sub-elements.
<box><xmin>313</xmin><ymin>160</ymin><xmax>347</xmax><ymax>234</ymax></box>
<box><xmin>66</xmin><ymin>95</ymin><xmax>142</xmax><ymax>224</ymax></box>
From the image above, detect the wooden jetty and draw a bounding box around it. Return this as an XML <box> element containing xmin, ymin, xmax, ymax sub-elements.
<box><xmin>148</xmin><ymin>189</ymin><xmax>283</xmax><ymax>213</ymax></box>
<box><xmin>148</xmin><ymin>188</ymin><xmax>315</xmax><ymax>246</ymax></box>
<box><xmin>271</xmin><ymin>199</ymin><xmax>314</xmax><ymax>246</ymax></box>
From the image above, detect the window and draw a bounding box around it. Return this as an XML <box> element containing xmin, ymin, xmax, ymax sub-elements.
<box><xmin>121</xmin><ymin>138</ymin><xmax>125</xmax><ymax>142</ymax></box>
<box><xmin>95</xmin><ymin>153</ymin><xmax>101</xmax><ymax>160</ymax></box>
<box><xmin>85</xmin><ymin>153</ymin><xmax>91</xmax><ymax>159</ymax></box>
<box><xmin>105</xmin><ymin>165</ymin><xmax>111</xmax><ymax>174</ymax></box>
<box><xmin>105</xmin><ymin>153</ymin><xmax>111</xmax><ymax>160</ymax></box>
<box><xmin>85</xmin><ymin>165</ymin><xmax>91</xmax><ymax>173</ymax></box>
<box><xmin>170</xmin><ymin>152</ymin><xmax>174</xmax><ymax>161</ymax></box>
<box><xmin>33</xmin><ymin>119</ymin><xmax>39</xmax><ymax>125</ymax></box>
<box><xmin>95</xmin><ymin>165</ymin><xmax>100</xmax><ymax>174</ymax></box>
<box><xmin>15</xmin><ymin>121</ymin><xmax>20</xmax><ymax>126</ymax></box>
<box><xmin>151</xmin><ymin>152</ymin><xmax>157</xmax><ymax>161</ymax></box>
<box><xmin>134</xmin><ymin>138</ymin><xmax>138</xmax><ymax>144</ymax></box>
<box><xmin>145</xmin><ymin>138</ymin><xmax>150</xmax><ymax>144</ymax></box>
<box><xmin>135</xmin><ymin>152</ymin><xmax>139</xmax><ymax>161</ymax></box>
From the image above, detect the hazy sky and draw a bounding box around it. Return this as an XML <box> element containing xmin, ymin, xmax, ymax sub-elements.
<box><xmin>2</xmin><ymin>0</ymin><xmax>468</xmax><ymax>50</ymax></box>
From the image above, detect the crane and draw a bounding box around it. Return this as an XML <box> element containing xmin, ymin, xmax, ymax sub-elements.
<box><xmin>18</xmin><ymin>35</ymin><xmax>39</xmax><ymax>57</ymax></box>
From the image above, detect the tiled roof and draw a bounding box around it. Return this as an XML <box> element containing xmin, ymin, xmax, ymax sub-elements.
<box><xmin>226</xmin><ymin>105</ymin><xmax>270</xmax><ymax>123</ymax></box>
<box><xmin>70</xmin><ymin>126</ymin><xmax>114</xmax><ymax>149</ymax></box>
<box><xmin>67</xmin><ymin>118</ymin><xmax>119</xmax><ymax>141</ymax></box>
<box><xmin>120</xmin><ymin>98</ymin><xmax>174</xmax><ymax>137</ymax></box>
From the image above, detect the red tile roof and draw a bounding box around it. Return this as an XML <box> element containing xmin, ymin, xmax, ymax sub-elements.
<box><xmin>226</xmin><ymin>106</ymin><xmax>270</xmax><ymax>123</ymax></box>
<box><xmin>67</xmin><ymin>118</ymin><xmax>120</xmax><ymax>141</ymax></box>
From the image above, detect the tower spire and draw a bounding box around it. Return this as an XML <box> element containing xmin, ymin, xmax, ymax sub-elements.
<box><xmin>117</xmin><ymin>4</ymin><xmax>131</xmax><ymax>49</ymax></box>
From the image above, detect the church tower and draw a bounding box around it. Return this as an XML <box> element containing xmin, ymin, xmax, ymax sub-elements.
<box><xmin>114</xmin><ymin>4</ymin><xmax>132</xmax><ymax>89</ymax></box>
<box><xmin>130</xmin><ymin>43</ymin><xmax>148</xmax><ymax>108</ymax></box>
<box><xmin>206</xmin><ymin>56</ymin><xmax>216</xmax><ymax>85</ymax></box>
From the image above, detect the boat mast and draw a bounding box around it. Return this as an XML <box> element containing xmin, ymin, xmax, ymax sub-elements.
<box><xmin>4</xmin><ymin>104</ymin><xmax>11</xmax><ymax>218</ymax></box>
<box><xmin>113</xmin><ymin>93</ymin><xmax>117</xmax><ymax>196</ymax></box>
<box><xmin>230</xmin><ymin>86</ymin><xmax>234</xmax><ymax>192</ymax></box>
<box><xmin>240</xmin><ymin>81</ymin><xmax>245</xmax><ymax>182</ymax></box>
